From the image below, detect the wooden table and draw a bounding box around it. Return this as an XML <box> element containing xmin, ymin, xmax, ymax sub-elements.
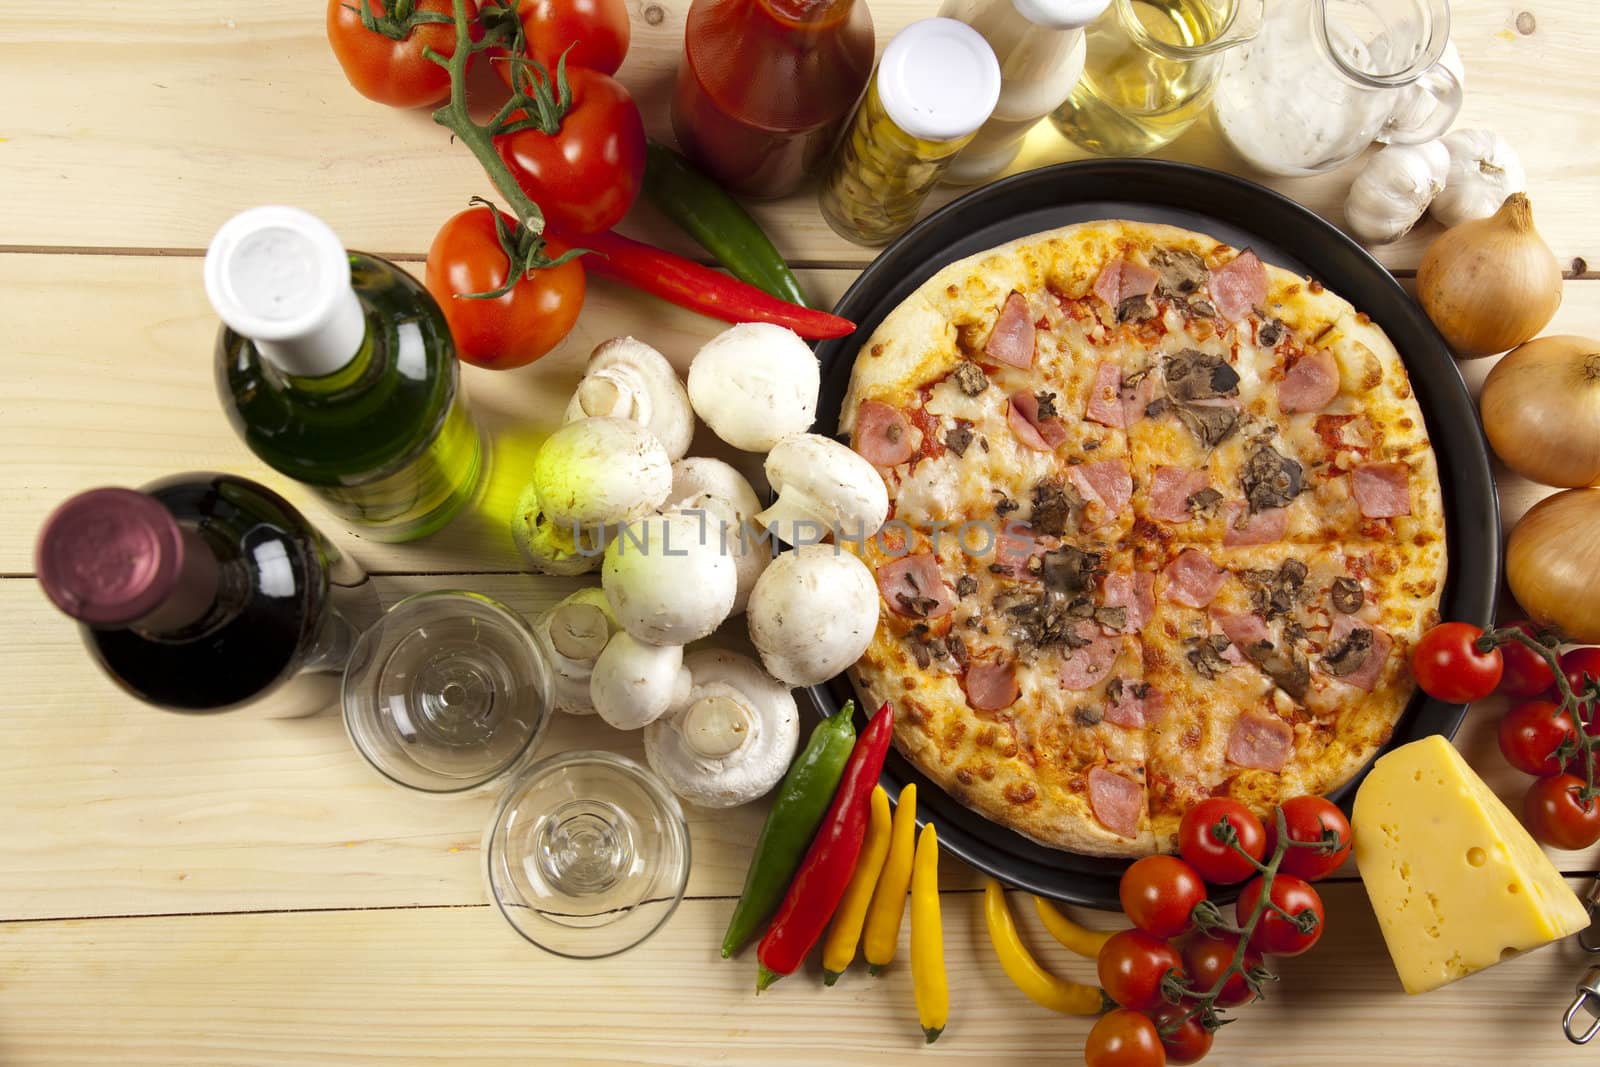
<box><xmin>3</xmin><ymin>2</ymin><xmax>1599</xmax><ymax>1063</ymax></box>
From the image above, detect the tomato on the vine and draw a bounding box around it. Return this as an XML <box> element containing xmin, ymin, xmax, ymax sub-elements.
<box><xmin>327</xmin><ymin>0</ymin><xmax>478</xmax><ymax>109</ymax></box>
<box><xmin>1098</xmin><ymin>929</ymin><xmax>1184</xmax><ymax>1012</ymax></box>
<box><xmin>1498</xmin><ymin>621</ymin><xmax>1558</xmax><ymax>698</ymax></box>
<box><xmin>1181</xmin><ymin>931</ymin><xmax>1261</xmax><ymax>1008</ymax></box>
<box><xmin>1498</xmin><ymin>700</ymin><xmax>1578</xmax><ymax>777</ymax></box>
<box><xmin>494</xmin><ymin>66</ymin><xmax>646</xmax><ymax>235</ymax></box>
<box><xmin>1085</xmin><ymin>1009</ymin><xmax>1167</xmax><ymax>1067</ymax></box>
<box><xmin>1236</xmin><ymin>874</ymin><xmax>1324</xmax><ymax>957</ymax></box>
<box><xmin>1150</xmin><ymin>1005</ymin><xmax>1212</xmax><ymax>1066</ymax></box>
<box><xmin>1119</xmin><ymin>856</ymin><xmax>1207</xmax><ymax>939</ymax></box>
<box><xmin>492</xmin><ymin>0</ymin><xmax>632</xmax><ymax>83</ymax></box>
<box><xmin>1411</xmin><ymin>622</ymin><xmax>1503</xmax><ymax>703</ymax></box>
<box><xmin>1524</xmin><ymin>773</ymin><xmax>1600</xmax><ymax>850</ymax></box>
<box><xmin>1264</xmin><ymin>796</ymin><xmax>1352</xmax><ymax>882</ymax></box>
<box><xmin>1177</xmin><ymin>798</ymin><xmax>1266</xmax><ymax>885</ymax></box>
<box><xmin>424</xmin><ymin>205</ymin><xmax>585</xmax><ymax>370</ymax></box>
<box><xmin>1558</xmin><ymin>647</ymin><xmax>1600</xmax><ymax>723</ymax></box>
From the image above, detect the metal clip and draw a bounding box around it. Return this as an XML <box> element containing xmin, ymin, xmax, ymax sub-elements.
<box><xmin>1566</xmin><ymin>966</ymin><xmax>1600</xmax><ymax>1044</ymax></box>
<box><xmin>1581</xmin><ymin>878</ymin><xmax>1600</xmax><ymax>953</ymax></box>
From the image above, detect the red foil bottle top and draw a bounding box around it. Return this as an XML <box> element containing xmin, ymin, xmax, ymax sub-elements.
<box><xmin>36</xmin><ymin>488</ymin><xmax>185</xmax><ymax>626</ymax></box>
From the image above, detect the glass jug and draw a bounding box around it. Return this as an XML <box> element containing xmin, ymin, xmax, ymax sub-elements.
<box><xmin>1212</xmin><ymin>0</ymin><xmax>1462</xmax><ymax>177</ymax></box>
<box><xmin>1050</xmin><ymin>0</ymin><xmax>1263</xmax><ymax>157</ymax></box>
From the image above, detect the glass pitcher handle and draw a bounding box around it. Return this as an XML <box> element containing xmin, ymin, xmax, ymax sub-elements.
<box><xmin>1379</xmin><ymin>61</ymin><xmax>1462</xmax><ymax>145</ymax></box>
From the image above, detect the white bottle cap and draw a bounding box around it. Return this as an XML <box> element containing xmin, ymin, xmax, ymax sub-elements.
<box><xmin>1010</xmin><ymin>0</ymin><xmax>1111</xmax><ymax>31</ymax></box>
<box><xmin>877</xmin><ymin>18</ymin><xmax>1003</xmax><ymax>143</ymax></box>
<box><xmin>203</xmin><ymin>206</ymin><xmax>366</xmax><ymax>379</ymax></box>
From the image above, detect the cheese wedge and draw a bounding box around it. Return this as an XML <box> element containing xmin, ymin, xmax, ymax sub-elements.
<box><xmin>1352</xmin><ymin>734</ymin><xmax>1589</xmax><ymax>994</ymax></box>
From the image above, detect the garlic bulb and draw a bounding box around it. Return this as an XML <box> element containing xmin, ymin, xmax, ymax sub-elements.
<box><xmin>1344</xmin><ymin>141</ymin><xmax>1450</xmax><ymax>245</ymax></box>
<box><xmin>1430</xmin><ymin>129</ymin><xmax>1526</xmax><ymax>228</ymax></box>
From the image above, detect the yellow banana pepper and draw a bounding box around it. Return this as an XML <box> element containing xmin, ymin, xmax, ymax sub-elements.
<box><xmin>1032</xmin><ymin>896</ymin><xmax>1115</xmax><ymax>958</ymax></box>
<box><xmin>982</xmin><ymin>879</ymin><xmax>1105</xmax><ymax>1015</ymax></box>
<box><xmin>910</xmin><ymin>823</ymin><xmax>947</xmax><ymax>1043</ymax></box>
<box><xmin>862</xmin><ymin>782</ymin><xmax>917</xmax><ymax>974</ymax></box>
<box><xmin>821</xmin><ymin>785</ymin><xmax>893</xmax><ymax>985</ymax></box>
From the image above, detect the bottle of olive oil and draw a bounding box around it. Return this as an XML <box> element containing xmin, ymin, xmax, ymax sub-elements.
<box><xmin>205</xmin><ymin>207</ymin><xmax>484</xmax><ymax>542</ymax></box>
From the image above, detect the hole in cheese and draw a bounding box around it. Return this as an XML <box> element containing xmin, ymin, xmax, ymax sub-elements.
<box><xmin>1466</xmin><ymin>847</ymin><xmax>1487</xmax><ymax>867</ymax></box>
<box><xmin>1508</xmin><ymin>883</ymin><xmax>1520</xmax><ymax>894</ymax></box>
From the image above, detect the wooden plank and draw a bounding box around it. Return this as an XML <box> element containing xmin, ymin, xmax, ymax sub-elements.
<box><xmin>0</xmin><ymin>882</ymin><xmax>1594</xmax><ymax>1066</ymax></box>
<box><xmin>0</xmin><ymin>3</ymin><xmax>1596</xmax><ymax>270</ymax></box>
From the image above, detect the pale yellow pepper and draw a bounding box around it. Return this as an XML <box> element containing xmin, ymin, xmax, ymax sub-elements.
<box><xmin>862</xmin><ymin>783</ymin><xmax>917</xmax><ymax>973</ymax></box>
<box><xmin>982</xmin><ymin>879</ymin><xmax>1106</xmax><ymax>1015</ymax></box>
<box><xmin>821</xmin><ymin>785</ymin><xmax>893</xmax><ymax>985</ymax></box>
<box><xmin>910</xmin><ymin>823</ymin><xmax>947</xmax><ymax>1044</ymax></box>
<box><xmin>1032</xmin><ymin>896</ymin><xmax>1115</xmax><ymax>958</ymax></box>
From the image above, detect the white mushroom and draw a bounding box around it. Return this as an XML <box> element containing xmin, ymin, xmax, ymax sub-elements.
<box><xmin>532</xmin><ymin>416</ymin><xmax>672</xmax><ymax>527</ymax></box>
<box><xmin>533</xmin><ymin>587</ymin><xmax>618</xmax><ymax>715</ymax></box>
<box><xmin>755</xmin><ymin>433</ymin><xmax>889</xmax><ymax>547</ymax></box>
<box><xmin>510</xmin><ymin>483</ymin><xmax>604</xmax><ymax>576</ymax></box>
<box><xmin>644</xmin><ymin>649</ymin><xmax>799</xmax><ymax>808</ymax></box>
<box><xmin>603</xmin><ymin>510</ymin><xmax>738</xmax><ymax>645</ymax></box>
<box><xmin>664</xmin><ymin>457</ymin><xmax>770</xmax><ymax>614</ymax></box>
<box><xmin>589</xmin><ymin>631</ymin><xmax>691</xmax><ymax>730</ymax></box>
<box><xmin>746</xmin><ymin>544</ymin><xmax>880</xmax><ymax>686</ymax></box>
<box><xmin>686</xmin><ymin>323</ymin><xmax>820</xmax><ymax>452</ymax></box>
<box><xmin>563</xmin><ymin>337</ymin><xmax>694</xmax><ymax>462</ymax></box>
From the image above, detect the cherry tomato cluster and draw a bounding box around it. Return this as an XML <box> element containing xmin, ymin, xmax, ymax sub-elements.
<box><xmin>1084</xmin><ymin>797</ymin><xmax>1351</xmax><ymax>1067</ymax></box>
<box><xmin>1412</xmin><ymin>621</ymin><xmax>1600</xmax><ymax>851</ymax></box>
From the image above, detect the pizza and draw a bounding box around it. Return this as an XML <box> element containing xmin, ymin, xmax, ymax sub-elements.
<box><xmin>838</xmin><ymin>219</ymin><xmax>1445</xmax><ymax>857</ymax></box>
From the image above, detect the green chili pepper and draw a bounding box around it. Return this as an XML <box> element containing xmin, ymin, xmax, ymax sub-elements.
<box><xmin>643</xmin><ymin>141</ymin><xmax>812</xmax><ymax>309</ymax></box>
<box><xmin>721</xmin><ymin>701</ymin><xmax>858</xmax><ymax>958</ymax></box>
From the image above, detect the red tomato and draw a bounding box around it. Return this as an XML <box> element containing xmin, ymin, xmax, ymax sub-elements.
<box><xmin>1177</xmin><ymin>798</ymin><xmax>1266</xmax><ymax>885</ymax></box>
<box><xmin>1559</xmin><ymin>647</ymin><xmax>1600</xmax><ymax>722</ymax></box>
<box><xmin>494</xmin><ymin>67</ymin><xmax>646</xmax><ymax>235</ymax></box>
<box><xmin>424</xmin><ymin>205</ymin><xmax>586</xmax><ymax>370</ymax></box>
<box><xmin>1181</xmin><ymin>931</ymin><xmax>1261</xmax><ymax>1008</ymax></box>
<box><xmin>1150</xmin><ymin>1005</ymin><xmax>1212</xmax><ymax>1066</ymax></box>
<box><xmin>1119</xmin><ymin>857</ymin><xmax>1207</xmax><ymax>939</ymax></box>
<box><xmin>1524</xmin><ymin>774</ymin><xmax>1600</xmax><ymax>850</ymax></box>
<box><xmin>1085</xmin><ymin>1009</ymin><xmax>1167</xmax><ymax>1067</ymax></box>
<box><xmin>1264</xmin><ymin>797</ymin><xmax>1353</xmax><ymax>882</ymax></box>
<box><xmin>1411</xmin><ymin>622</ymin><xmax>1503</xmax><ymax>703</ymax></box>
<box><xmin>1499</xmin><ymin>700</ymin><xmax>1578</xmax><ymax>777</ymax></box>
<box><xmin>1235</xmin><ymin>874</ymin><xmax>1324</xmax><ymax>957</ymax></box>
<box><xmin>1498</xmin><ymin>621</ymin><xmax>1558</xmax><ymax>698</ymax></box>
<box><xmin>326</xmin><ymin>0</ymin><xmax>477</xmax><ymax>109</ymax></box>
<box><xmin>1098</xmin><ymin>930</ymin><xmax>1184</xmax><ymax>1012</ymax></box>
<box><xmin>493</xmin><ymin>0</ymin><xmax>632</xmax><ymax>84</ymax></box>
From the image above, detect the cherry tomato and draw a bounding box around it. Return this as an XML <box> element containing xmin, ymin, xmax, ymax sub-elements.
<box><xmin>493</xmin><ymin>0</ymin><xmax>631</xmax><ymax>85</ymax></box>
<box><xmin>1181</xmin><ymin>931</ymin><xmax>1261</xmax><ymax>1008</ymax></box>
<box><xmin>1411</xmin><ymin>622</ymin><xmax>1503</xmax><ymax>703</ymax></box>
<box><xmin>1120</xmin><ymin>856</ymin><xmax>1207</xmax><ymax>939</ymax></box>
<box><xmin>1177</xmin><ymin>798</ymin><xmax>1266</xmax><ymax>885</ymax></box>
<box><xmin>1098</xmin><ymin>929</ymin><xmax>1184</xmax><ymax>1012</ymax></box>
<box><xmin>494</xmin><ymin>66</ymin><xmax>646</xmax><ymax>235</ymax></box>
<box><xmin>424</xmin><ymin>205</ymin><xmax>586</xmax><ymax>370</ymax></box>
<box><xmin>1150</xmin><ymin>1005</ymin><xmax>1212</xmax><ymax>1066</ymax></box>
<box><xmin>1236</xmin><ymin>874</ymin><xmax>1324</xmax><ymax>957</ymax></box>
<box><xmin>1498</xmin><ymin>621</ymin><xmax>1559</xmax><ymax>698</ymax></box>
<box><xmin>1498</xmin><ymin>700</ymin><xmax>1579</xmax><ymax>777</ymax></box>
<box><xmin>1524</xmin><ymin>774</ymin><xmax>1600</xmax><ymax>850</ymax></box>
<box><xmin>1264</xmin><ymin>796</ymin><xmax>1353</xmax><ymax>882</ymax></box>
<box><xmin>326</xmin><ymin>0</ymin><xmax>478</xmax><ymax>109</ymax></box>
<box><xmin>1559</xmin><ymin>647</ymin><xmax>1600</xmax><ymax>725</ymax></box>
<box><xmin>1085</xmin><ymin>1009</ymin><xmax>1167</xmax><ymax>1067</ymax></box>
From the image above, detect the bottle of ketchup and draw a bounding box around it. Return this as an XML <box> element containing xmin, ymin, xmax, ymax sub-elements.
<box><xmin>671</xmin><ymin>0</ymin><xmax>875</xmax><ymax>200</ymax></box>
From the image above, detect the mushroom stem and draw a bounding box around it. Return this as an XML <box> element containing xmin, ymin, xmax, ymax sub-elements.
<box><xmin>547</xmin><ymin>602</ymin><xmax>611</xmax><ymax>661</ymax></box>
<box><xmin>755</xmin><ymin>488</ymin><xmax>829</xmax><ymax>546</ymax></box>
<box><xmin>682</xmin><ymin>694</ymin><xmax>758</xmax><ymax>760</ymax></box>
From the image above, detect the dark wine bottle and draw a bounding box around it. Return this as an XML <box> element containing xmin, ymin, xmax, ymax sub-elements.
<box><xmin>36</xmin><ymin>473</ymin><xmax>383</xmax><ymax>717</ymax></box>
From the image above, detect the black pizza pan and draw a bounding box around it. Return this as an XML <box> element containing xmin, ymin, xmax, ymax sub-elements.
<box><xmin>804</xmin><ymin>159</ymin><xmax>1499</xmax><ymax>911</ymax></box>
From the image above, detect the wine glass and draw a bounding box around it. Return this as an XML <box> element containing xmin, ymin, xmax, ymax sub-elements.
<box><xmin>483</xmin><ymin>749</ymin><xmax>692</xmax><ymax>959</ymax></box>
<box><xmin>342</xmin><ymin>590</ymin><xmax>553</xmax><ymax>792</ymax></box>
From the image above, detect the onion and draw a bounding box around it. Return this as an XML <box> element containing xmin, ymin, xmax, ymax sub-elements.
<box><xmin>1481</xmin><ymin>336</ymin><xmax>1600</xmax><ymax>486</ymax></box>
<box><xmin>1417</xmin><ymin>193</ymin><xmax>1563</xmax><ymax>358</ymax></box>
<box><xmin>1507</xmin><ymin>489</ymin><xmax>1600</xmax><ymax>643</ymax></box>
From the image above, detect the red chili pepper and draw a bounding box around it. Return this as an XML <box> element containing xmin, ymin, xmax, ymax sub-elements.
<box><xmin>566</xmin><ymin>228</ymin><xmax>856</xmax><ymax>339</ymax></box>
<box><xmin>755</xmin><ymin>701</ymin><xmax>894</xmax><ymax>991</ymax></box>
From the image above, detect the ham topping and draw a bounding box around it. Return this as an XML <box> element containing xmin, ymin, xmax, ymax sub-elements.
<box><xmin>1221</xmin><ymin>501</ymin><xmax>1288</xmax><ymax>547</ymax></box>
<box><xmin>1351</xmin><ymin>461</ymin><xmax>1412</xmax><ymax>518</ymax></box>
<box><xmin>985</xmin><ymin>291</ymin><xmax>1036</xmax><ymax>368</ymax></box>
<box><xmin>1066</xmin><ymin>459</ymin><xmax>1133</xmax><ymax>522</ymax></box>
<box><xmin>1214</xmin><ymin>610</ymin><xmax>1269</xmax><ymax>652</ymax></box>
<box><xmin>1059</xmin><ymin>623</ymin><xmax>1124</xmax><ymax>690</ymax></box>
<box><xmin>1226</xmin><ymin>712</ymin><xmax>1295</xmax><ymax>772</ymax></box>
<box><xmin>1323</xmin><ymin>612</ymin><xmax>1392</xmax><ymax>691</ymax></box>
<box><xmin>1101</xmin><ymin>570</ymin><xmax>1155</xmax><ymax>633</ymax></box>
<box><xmin>877</xmin><ymin>552</ymin><xmax>955</xmax><ymax>620</ymax></box>
<box><xmin>1085</xmin><ymin>361</ymin><xmax>1126</xmax><ymax>427</ymax></box>
<box><xmin>1149</xmin><ymin>465</ymin><xmax>1211</xmax><ymax>523</ymax></box>
<box><xmin>1121</xmin><ymin>374</ymin><xmax>1156</xmax><ymax>427</ymax></box>
<box><xmin>1092</xmin><ymin>257</ymin><xmax>1159</xmax><ymax>307</ymax></box>
<box><xmin>1277</xmin><ymin>349</ymin><xmax>1341</xmax><ymax>413</ymax></box>
<box><xmin>964</xmin><ymin>659</ymin><xmax>1020</xmax><ymax>711</ymax></box>
<box><xmin>1161</xmin><ymin>548</ymin><xmax>1225</xmax><ymax>608</ymax></box>
<box><xmin>1008</xmin><ymin>391</ymin><xmax>1069</xmax><ymax>452</ymax></box>
<box><xmin>854</xmin><ymin>399</ymin><xmax>915</xmax><ymax>467</ymax></box>
<box><xmin>1209</xmin><ymin>249</ymin><xmax>1267</xmax><ymax>323</ymax></box>
<box><xmin>994</xmin><ymin>521</ymin><xmax>1038</xmax><ymax>577</ymax></box>
<box><xmin>1088</xmin><ymin>767</ymin><xmax>1143</xmax><ymax>839</ymax></box>
<box><xmin>1103</xmin><ymin>677</ymin><xmax>1158</xmax><ymax>728</ymax></box>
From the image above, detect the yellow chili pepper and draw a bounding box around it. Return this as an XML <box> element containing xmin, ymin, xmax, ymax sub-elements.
<box><xmin>821</xmin><ymin>785</ymin><xmax>893</xmax><ymax>985</ymax></box>
<box><xmin>1032</xmin><ymin>896</ymin><xmax>1115</xmax><ymax>958</ymax></box>
<box><xmin>910</xmin><ymin>823</ymin><xmax>947</xmax><ymax>1043</ymax></box>
<box><xmin>862</xmin><ymin>782</ymin><xmax>917</xmax><ymax>974</ymax></box>
<box><xmin>983</xmin><ymin>879</ymin><xmax>1105</xmax><ymax>1015</ymax></box>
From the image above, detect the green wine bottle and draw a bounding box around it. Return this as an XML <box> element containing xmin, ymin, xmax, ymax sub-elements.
<box><xmin>204</xmin><ymin>206</ymin><xmax>485</xmax><ymax>542</ymax></box>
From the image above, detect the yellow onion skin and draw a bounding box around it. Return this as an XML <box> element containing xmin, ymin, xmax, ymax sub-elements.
<box><xmin>1481</xmin><ymin>335</ymin><xmax>1600</xmax><ymax>487</ymax></box>
<box><xmin>1507</xmin><ymin>488</ymin><xmax>1600</xmax><ymax>643</ymax></box>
